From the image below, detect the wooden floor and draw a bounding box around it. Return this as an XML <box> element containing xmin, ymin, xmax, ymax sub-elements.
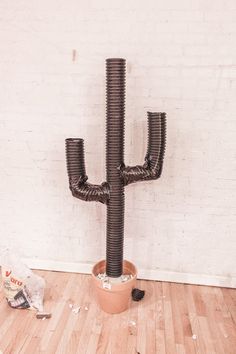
<box><xmin>0</xmin><ymin>270</ymin><xmax>236</xmax><ymax>354</ymax></box>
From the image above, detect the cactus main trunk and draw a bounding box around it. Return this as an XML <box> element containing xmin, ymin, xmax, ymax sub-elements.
<box><xmin>106</xmin><ymin>58</ymin><xmax>126</xmax><ymax>277</ymax></box>
<box><xmin>65</xmin><ymin>58</ymin><xmax>167</xmax><ymax>281</ymax></box>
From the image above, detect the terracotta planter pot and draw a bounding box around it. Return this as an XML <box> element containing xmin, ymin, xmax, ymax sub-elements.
<box><xmin>92</xmin><ymin>260</ymin><xmax>137</xmax><ymax>314</ymax></box>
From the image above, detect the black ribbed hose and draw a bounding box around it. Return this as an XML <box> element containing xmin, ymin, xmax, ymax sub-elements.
<box><xmin>66</xmin><ymin>138</ymin><xmax>87</xmax><ymax>181</ymax></box>
<box><xmin>147</xmin><ymin>112</ymin><xmax>166</xmax><ymax>178</ymax></box>
<box><xmin>120</xmin><ymin>112</ymin><xmax>166</xmax><ymax>185</ymax></box>
<box><xmin>66</xmin><ymin>138</ymin><xmax>109</xmax><ymax>204</ymax></box>
<box><xmin>106</xmin><ymin>58</ymin><xmax>126</xmax><ymax>277</ymax></box>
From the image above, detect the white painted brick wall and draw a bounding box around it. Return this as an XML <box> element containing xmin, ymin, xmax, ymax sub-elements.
<box><xmin>0</xmin><ymin>0</ymin><xmax>236</xmax><ymax>286</ymax></box>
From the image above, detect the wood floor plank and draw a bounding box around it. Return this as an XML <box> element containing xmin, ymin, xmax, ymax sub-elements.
<box><xmin>222</xmin><ymin>287</ymin><xmax>236</xmax><ymax>325</ymax></box>
<box><xmin>126</xmin><ymin>283</ymin><xmax>140</xmax><ymax>354</ymax></box>
<box><xmin>192</xmin><ymin>285</ymin><xmax>207</xmax><ymax>317</ymax></box>
<box><xmin>162</xmin><ymin>282</ymin><xmax>177</xmax><ymax>354</ymax></box>
<box><xmin>65</xmin><ymin>275</ymin><xmax>92</xmax><ymax>352</ymax></box>
<box><xmin>55</xmin><ymin>273</ymin><xmax>87</xmax><ymax>354</ymax></box>
<box><xmin>136</xmin><ymin>279</ymin><xmax>147</xmax><ymax>354</ymax></box>
<box><xmin>155</xmin><ymin>281</ymin><xmax>166</xmax><ymax>354</ymax></box>
<box><xmin>197</xmin><ymin>316</ymin><xmax>216</xmax><ymax>354</ymax></box>
<box><xmin>74</xmin><ymin>279</ymin><xmax>101</xmax><ymax>354</ymax></box>
<box><xmin>0</xmin><ymin>270</ymin><xmax>236</xmax><ymax>354</ymax></box>
<box><xmin>44</xmin><ymin>273</ymin><xmax>79</xmax><ymax>353</ymax></box>
<box><xmin>183</xmin><ymin>336</ymin><xmax>197</xmax><ymax>354</ymax></box>
<box><xmin>0</xmin><ymin>309</ymin><xmax>34</xmax><ymax>353</ymax></box>
<box><xmin>145</xmin><ymin>280</ymin><xmax>157</xmax><ymax>354</ymax></box>
<box><xmin>204</xmin><ymin>286</ymin><xmax>230</xmax><ymax>354</ymax></box>
<box><xmin>185</xmin><ymin>284</ymin><xmax>207</xmax><ymax>354</ymax></box>
<box><xmin>170</xmin><ymin>283</ymin><xmax>185</xmax><ymax>345</ymax></box>
<box><xmin>155</xmin><ymin>280</ymin><xmax>165</xmax><ymax>331</ymax></box>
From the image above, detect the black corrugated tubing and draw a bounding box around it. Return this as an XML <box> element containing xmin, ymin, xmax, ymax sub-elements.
<box><xmin>66</xmin><ymin>138</ymin><xmax>110</xmax><ymax>204</ymax></box>
<box><xmin>121</xmin><ymin>112</ymin><xmax>166</xmax><ymax>186</ymax></box>
<box><xmin>65</xmin><ymin>59</ymin><xmax>167</xmax><ymax>279</ymax></box>
<box><xmin>106</xmin><ymin>58</ymin><xmax>126</xmax><ymax>277</ymax></box>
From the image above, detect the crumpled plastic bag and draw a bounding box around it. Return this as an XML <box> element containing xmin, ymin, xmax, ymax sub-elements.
<box><xmin>0</xmin><ymin>248</ymin><xmax>45</xmax><ymax>312</ymax></box>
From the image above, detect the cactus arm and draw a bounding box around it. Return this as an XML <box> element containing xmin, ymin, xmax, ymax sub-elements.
<box><xmin>121</xmin><ymin>112</ymin><xmax>166</xmax><ymax>186</ymax></box>
<box><xmin>66</xmin><ymin>138</ymin><xmax>110</xmax><ymax>204</ymax></box>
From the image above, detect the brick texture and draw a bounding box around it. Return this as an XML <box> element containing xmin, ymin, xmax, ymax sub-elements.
<box><xmin>0</xmin><ymin>0</ymin><xmax>235</xmax><ymax>284</ymax></box>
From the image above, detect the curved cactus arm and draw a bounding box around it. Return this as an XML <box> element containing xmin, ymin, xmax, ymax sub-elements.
<box><xmin>120</xmin><ymin>112</ymin><xmax>166</xmax><ymax>186</ymax></box>
<box><xmin>66</xmin><ymin>138</ymin><xmax>110</xmax><ymax>204</ymax></box>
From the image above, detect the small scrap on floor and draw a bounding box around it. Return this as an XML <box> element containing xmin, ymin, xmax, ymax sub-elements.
<box><xmin>36</xmin><ymin>312</ymin><xmax>52</xmax><ymax>319</ymax></box>
<box><xmin>69</xmin><ymin>303</ymin><xmax>88</xmax><ymax>315</ymax></box>
<box><xmin>72</xmin><ymin>306</ymin><xmax>80</xmax><ymax>314</ymax></box>
<box><xmin>132</xmin><ymin>288</ymin><xmax>145</xmax><ymax>301</ymax></box>
<box><xmin>128</xmin><ymin>320</ymin><xmax>137</xmax><ymax>336</ymax></box>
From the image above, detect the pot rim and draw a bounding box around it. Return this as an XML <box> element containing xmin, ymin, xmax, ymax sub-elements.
<box><xmin>92</xmin><ymin>259</ymin><xmax>137</xmax><ymax>284</ymax></box>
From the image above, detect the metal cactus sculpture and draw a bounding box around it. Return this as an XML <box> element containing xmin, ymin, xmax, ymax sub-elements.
<box><xmin>66</xmin><ymin>58</ymin><xmax>166</xmax><ymax>278</ymax></box>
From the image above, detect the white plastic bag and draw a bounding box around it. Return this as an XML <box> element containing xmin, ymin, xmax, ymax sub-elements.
<box><xmin>0</xmin><ymin>249</ymin><xmax>45</xmax><ymax>312</ymax></box>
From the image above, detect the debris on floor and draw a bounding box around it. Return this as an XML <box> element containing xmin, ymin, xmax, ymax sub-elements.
<box><xmin>131</xmin><ymin>288</ymin><xmax>145</xmax><ymax>301</ymax></box>
<box><xmin>72</xmin><ymin>306</ymin><xmax>80</xmax><ymax>314</ymax></box>
<box><xmin>192</xmin><ymin>334</ymin><xmax>197</xmax><ymax>340</ymax></box>
<box><xmin>36</xmin><ymin>312</ymin><xmax>52</xmax><ymax>320</ymax></box>
<box><xmin>128</xmin><ymin>320</ymin><xmax>137</xmax><ymax>335</ymax></box>
<box><xmin>68</xmin><ymin>303</ymin><xmax>84</xmax><ymax>315</ymax></box>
